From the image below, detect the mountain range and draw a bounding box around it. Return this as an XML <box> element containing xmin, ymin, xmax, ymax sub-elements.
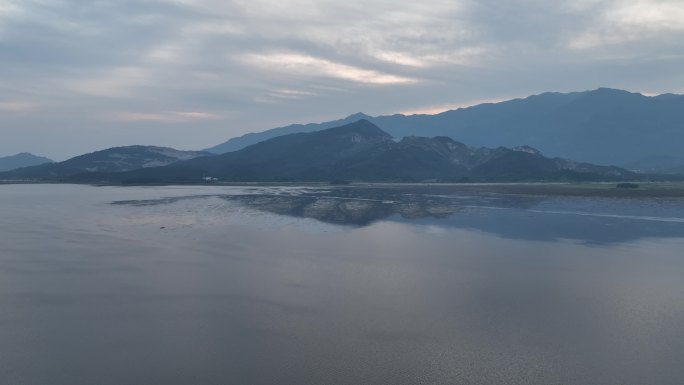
<box><xmin>0</xmin><ymin>152</ymin><xmax>53</xmax><ymax>172</ymax></box>
<box><xmin>0</xmin><ymin>146</ymin><xmax>209</xmax><ymax>180</ymax></box>
<box><xmin>206</xmin><ymin>88</ymin><xmax>684</xmax><ymax>170</ymax></box>
<box><xmin>22</xmin><ymin>120</ymin><xmax>637</xmax><ymax>184</ymax></box>
<box><xmin>2</xmin><ymin>88</ymin><xmax>682</xmax><ymax>184</ymax></box>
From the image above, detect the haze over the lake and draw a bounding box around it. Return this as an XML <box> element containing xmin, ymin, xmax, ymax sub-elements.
<box><xmin>2</xmin><ymin>0</ymin><xmax>684</xmax><ymax>160</ymax></box>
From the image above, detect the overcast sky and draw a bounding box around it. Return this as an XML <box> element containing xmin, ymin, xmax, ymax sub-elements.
<box><xmin>1</xmin><ymin>0</ymin><xmax>683</xmax><ymax>160</ymax></box>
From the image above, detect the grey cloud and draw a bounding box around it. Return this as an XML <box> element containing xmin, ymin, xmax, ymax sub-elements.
<box><xmin>1</xmin><ymin>0</ymin><xmax>683</xmax><ymax>160</ymax></box>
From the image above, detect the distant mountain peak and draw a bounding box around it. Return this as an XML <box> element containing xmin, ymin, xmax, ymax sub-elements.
<box><xmin>654</xmin><ymin>93</ymin><xmax>681</xmax><ymax>100</ymax></box>
<box><xmin>585</xmin><ymin>87</ymin><xmax>645</xmax><ymax>99</ymax></box>
<box><xmin>512</xmin><ymin>145</ymin><xmax>542</xmax><ymax>155</ymax></box>
<box><xmin>0</xmin><ymin>152</ymin><xmax>53</xmax><ymax>172</ymax></box>
<box><xmin>593</xmin><ymin>87</ymin><xmax>631</xmax><ymax>93</ymax></box>
<box><xmin>345</xmin><ymin>112</ymin><xmax>372</xmax><ymax>120</ymax></box>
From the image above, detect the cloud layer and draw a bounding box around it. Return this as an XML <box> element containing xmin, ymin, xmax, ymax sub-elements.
<box><xmin>1</xmin><ymin>0</ymin><xmax>683</xmax><ymax>159</ymax></box>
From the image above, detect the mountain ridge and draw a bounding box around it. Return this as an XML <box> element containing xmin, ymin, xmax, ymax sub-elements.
<box><xmin>205</xmin><ymin>88</ymin><xmax>684</xmax><ymax>168</ymax></box>
<box><xmin>56</xmin><ymin>120</ymin><xmax>639</xmax><ymax>184</ymax></box>
<box><xmin>0</xmin><ymin>152</ymin><xmax>53</xmax><ymax>172</ymax></box>
<box><xmin>0</xmin><ymin>146</ymin><xmax>210</xmax><ymax>179</ymax></box>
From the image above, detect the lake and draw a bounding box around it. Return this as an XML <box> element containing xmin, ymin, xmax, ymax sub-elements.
<box><xmin>1</xmin><ymin>184</ymin><xmax>684</xmax><ymax>385</ymax></box>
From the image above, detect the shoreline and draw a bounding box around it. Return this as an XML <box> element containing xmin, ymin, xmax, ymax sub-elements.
<box><xmin>3</xmin><ymin>181</ymin><xmax>684</xmax><ymax>198</ymax></box>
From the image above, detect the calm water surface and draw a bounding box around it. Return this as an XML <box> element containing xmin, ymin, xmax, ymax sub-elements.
<box><xmin>1</xmin><ymin>184</ymin><xmax>684</xmax><ymax>385</ymax></box>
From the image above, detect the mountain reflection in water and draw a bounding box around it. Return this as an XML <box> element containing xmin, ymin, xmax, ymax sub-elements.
<box><xmin>113</xmin><ymin>185</ymin><xmax>684</xmax><ymax>244</ymax></box>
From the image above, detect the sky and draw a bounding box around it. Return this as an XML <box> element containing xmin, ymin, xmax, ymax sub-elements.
<box><xmin>1</xmin><ymin>0</ymin><xmax>684</xmax><ymax>160</ymax></box>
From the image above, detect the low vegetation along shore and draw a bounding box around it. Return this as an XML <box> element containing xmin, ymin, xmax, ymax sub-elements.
<box><xmin>330</xmin><ymin>182</ymin><xmax>684</xmax><ymax>198</ymax></box>
<box><xmin>4</xmin><ymin>180</ymin><xmax>684</xmax><ymax>198</ymax></box>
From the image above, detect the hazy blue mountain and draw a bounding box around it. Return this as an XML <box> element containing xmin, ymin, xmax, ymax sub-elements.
<box><xmin>205</xmin><ymin>88</ymin><xmax>684</xmax><ymax>167</ymax></box>
<box><xmin>206</xmin><ymin>112</ymin><xmax>374</xmax><ymax>154</ymax></box>
<box><xmin>0</xmin><ymin>146</ymin><xmax>210</xmax><ymax>179</ymax></box>
<box><xmin>83</xmin><ymin>120</ymin><xmax>635</xmax><ymax>184</ymax></box>
<box><xmin>0</xmin><ymin>152</ymin><xmax>53</xmax><ymax>171</ymax></box>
